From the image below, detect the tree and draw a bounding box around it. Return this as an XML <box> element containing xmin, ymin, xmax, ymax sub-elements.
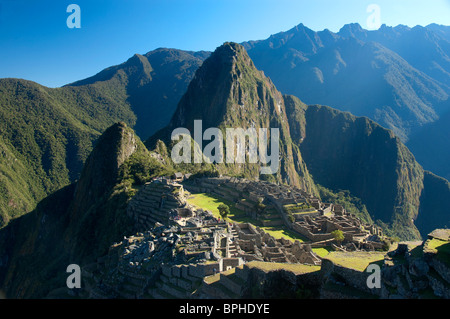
<box><xmin>331</xmin><ymin>229</ymin><xmax>344</xmax><ymax>244</ymax></box>
<box><xmin>255</xmin><ymin>198</ymin><xmax>266</xmax><ymax>215</ymax></box>
<box><xmin>287</xmin><ymin>212</ymin><xmax>295</xmax><ymax>223</ymax></box>
<box><xmin>218</xmin><ymin>203</ymin><xmax>230</xmax><ymax>220</ymax></box>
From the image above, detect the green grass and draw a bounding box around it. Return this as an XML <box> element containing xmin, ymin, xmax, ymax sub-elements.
<box><xmin>246</xmin><ymin>261</ymin><xmax>320</xmax><ymax>274</ymax></box>
<box><xmin>424</xmin><ymin>238</ymin><xmax>450</xmax><ymax>267</ymax></box>
<box><xmin>187</xmin><ymin>192</ymin><xmax>247</xmax><ymax>221</ymax></box>
<box><xmin>323</xmin><ymin>251</ymin><xmax>386</xmax><ymax>272</ymax></box>
<box><xmin>260</xmin><ymin>226</ymin><xmax>308</xmax><ymax>242</ymax></box>
<box><xmin>425</xmin><ymin>238</ymin><xmax>449</xmax><ymax>253</ymax></box>
<box><xmin>311</xmin><ymin>247</ymin><xmax>332</xmax><ymax>258</ymax></box>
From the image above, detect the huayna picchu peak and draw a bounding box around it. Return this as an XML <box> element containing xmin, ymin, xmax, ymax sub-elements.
<box><xmin>149</xmin><ymin>42</ymin><xmax>317</xmax><ymax>195</ymax></box>
<box><xmin>1</xmin><ymin>9</ymin><xmax>450</xmax><ymax>302</ymax></box>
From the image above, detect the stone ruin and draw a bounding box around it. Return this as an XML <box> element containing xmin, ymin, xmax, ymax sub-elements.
<box><xmin>232</xmin><ymin>223</ymin><xmax>321</xmax><ymax>265</ymax></box>
<box><xmin>182</xmin><ymin>176</ymin><xmax>385</xmax><ymax>251</ymax></box>
<box><xmin>126</xmin><ymin>178</ymin><xmax>187</xmax><ymax>231</ymax></box>
<box><xmin>79</xmin><ymin>175</ymin><xmax>393</xmax><ymax>299</ymax></box>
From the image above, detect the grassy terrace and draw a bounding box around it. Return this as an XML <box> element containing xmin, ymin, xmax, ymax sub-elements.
<box><xmin>245</xmin><ymin>261</ymin><xmax>320</xmax><ymax>274</ymax></box>
<box><xmin>424</xmin><ymin>238</ymin><xmax>450</xmax><ymax>266</ymax></box>
<box><xmin>203</xmin><ymin>266</ymin><xmax>237</xmax><ymax>284</ymax></box>
<box><xmin>424</xmin><ymin>238</ymin><xmax>450</xmax><ymax>253</ymax></box>
<box><xmin>322</xmin><ymin>251</ymin><xmax>385</xmax><ymax>272</ymax></box>
<box><xmin>283</xmin><ymin>203</ymin><xmax>316</xmax><ymax>213</ymax></box>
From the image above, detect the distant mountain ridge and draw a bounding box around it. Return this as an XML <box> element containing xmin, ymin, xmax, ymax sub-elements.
<box><xmin>427</xmin><ymin>23</ymin><xmax>450</xmax><ymax>42</ymax></box>
<box><xmin>242</xmin><ymin>23</ymin><xmax>450</xmax><ymax>142</ymax></box>
<box><xmin>240</xmin><ymin>22</ymin><xmax>450</xmax><ymax>182</ymax></box>
<box><xmin>338</xmin><ymin>23</ymin><xmax>450</xmax><ymax>89</ymax></box>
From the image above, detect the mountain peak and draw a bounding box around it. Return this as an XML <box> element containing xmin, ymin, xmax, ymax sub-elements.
<box><xmin>218</xmin><ymin>41</ymin><xmax>246</xmax><ymax>54</ymax></box>
<box><xmin>393</xmin><ymin>24</ymin><xmax>411</xmax><ymax>32</ymax></box>
<box><xmin>212</xmin><ymin>42</ymin><xmax>249</xmax><ymax>66</ymax></box>
<box><xmin>70</xmin><ymin>122</ymin><xmax>138</xmax><ymax>215</ymax></box>
<box><xmin>167</xmin><ymin>42</ymin><xmax>260</xmax><ymax>130</ymax></box>
<box><xmin>340</xmin><ymin>22</ymin><xmax>364</xmax><ymax>31</ymax></box>
<box><xmin>294</xmin><ymin>23</ymin><xmax>312</xmax><ymax>32</ymax></box>
<box><xmin>338</xmin><ymin>23</ymin><xmax>366</xmax><ymax>38</ymax></box>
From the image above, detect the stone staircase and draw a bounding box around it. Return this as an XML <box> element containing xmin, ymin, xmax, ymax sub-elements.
<box><xmin>228</xmin><ymin>225</ymin><xmax>239</xmax><ymax>257</ymax></box>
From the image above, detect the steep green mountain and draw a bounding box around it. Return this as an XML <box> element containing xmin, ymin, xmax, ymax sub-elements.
<box><xmin>0</xmin><ymin>79</ymin><xmax>102</xmax><ymax>227</ymax></box>
<box><xmin>0</xmin><ymin>74</ymin><xmax>138</xmax><ymax>227</ymax></box>
<box><xmin>68</xmin><ymin>48</ymin><xmax>209</xmax><ymax>140</ymax></box>
<box><xmin>148</xmin><ymin>42</ymin><xmax>317</xmax><ymax>194</ymax></box>
<box><xmin>290</xmin><ymin>101</ymin><xmax>450</xmax><ymax>239</ymax></box>
<box><xmin>0</xmin><ymin>49</ymin><xmax>206</xmax><ymax>228</ymax></box>
<box><xmin>242</xmin><ymin>23</ymin><xmax>450</xmax><ymax>142</ymax></box>
<box><xmin>0</xmin><ymin>122</ymin><xmax>166</xmax><ymax>298</ymax></box>
<box><xmin>288</xmin><ymin>103</ymin><xmax>425</xmax><ymax>239</ymax></box>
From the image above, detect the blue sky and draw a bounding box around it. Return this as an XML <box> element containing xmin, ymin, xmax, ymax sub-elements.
<box><xmin>0</xmin><ymin>0</ymin><xmax>449</xmax><ymax>87</ymax></box>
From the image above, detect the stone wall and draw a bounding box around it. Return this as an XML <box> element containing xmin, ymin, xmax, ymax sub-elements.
<box><xmin>221</xmin><ymin>258</ymin><xmax>244</xmax><ymax>271</ymax></box>
<box><xmin>292</xmin><ymin>222</ymin><xmax>334</xmax><ymax>241</ymax></box>
<box><xmin>320</xmin><ymin>258</ymin><xmax>381</xmax><ymax>298</ymax></box>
